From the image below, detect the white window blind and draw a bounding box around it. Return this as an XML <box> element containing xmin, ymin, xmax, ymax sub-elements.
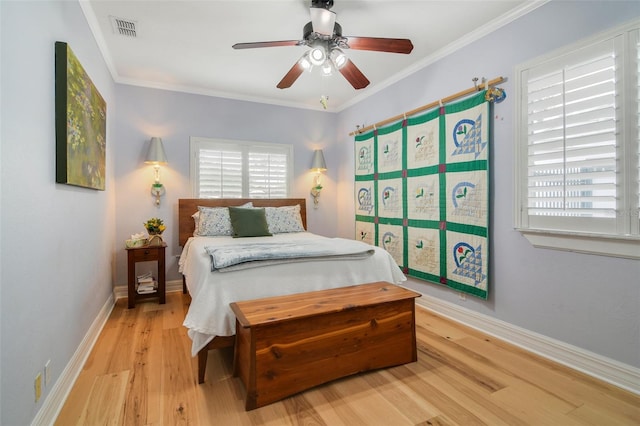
<box><xmin>198</xmin><ymin>149</ymin><xmax>243</xmax><ymax>198</ymax></box>
<box><xmin>525</xmin><ymin>44</ymin><xmax>618</xmax><ymax>220</ymax></box>
<box><xmin>190</xmin><ymin>137</ymin><xmax>292</xmax><ymax>199</ymax></box>
<box><xmin>248</xmin><ymin>151</ymin><xmax>288</xmax><ymax>198</ymax></box>
<box><xmin>515</xmin><ymin>21</ymin><xmax>640</xmax><ymax>259</ymax></box>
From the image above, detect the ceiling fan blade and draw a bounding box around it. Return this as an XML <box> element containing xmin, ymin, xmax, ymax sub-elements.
<box><xmin>339</xmin><ymin>59</ymin><xmax>370</xmax><ymax>90</ymax></box>
<box><xmin>232</xmin><ymin>40</ymin><xmax>301</xmax><ymax>49</ymax></box>
<box><xmin>277</xmin><ymin>62</ymin><xmax>305</xmax><ymax>89</ymax></box>
<box><xmin>345</xmin><ymin>37</ymin><xmax>414</xmax><ymax>54</ymax></box>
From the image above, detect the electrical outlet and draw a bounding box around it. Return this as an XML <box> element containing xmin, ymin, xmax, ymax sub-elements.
<box><xmin>459</xmin><ymin>292</ymin><xmax>466</xmax><ymax>301</ymax></box>
<box><xmin>34</xmin><ymin>373</ymin><xmax>42</xmax><ymax>403</ymax></box>
<box><xmin>44</xmin><ymin>360</ymin><xmax>51</xmax><ymax>387</ymax></box>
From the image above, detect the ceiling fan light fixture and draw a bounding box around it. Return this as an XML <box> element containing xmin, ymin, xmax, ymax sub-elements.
<box><xmin>299</xmin><ymin>52</ymin><xmax>312</xmax><ymax>70</ymax></box>
<box><xmin>234</xmin><ymin>0</ymin><xmax>411</xmax><ymax>91</ymax></box>
<box><xmin>330</xmin><ymin>48</ymin><xmax>347</xmax><ymax>69</ymax></box>
<box><xmin>321</xmin><ymin>60</ymin><xmax>333</xmax><ymax>76</ymax></box>
<box><xmin>310</xmin><ymin>7</ymin><xmax>336</xmax><ymax>36</ymax></box>
<box><xmin>309</xmin><ymin>46</ymin><xmax>326</xmax><ymax>66</ymax></box>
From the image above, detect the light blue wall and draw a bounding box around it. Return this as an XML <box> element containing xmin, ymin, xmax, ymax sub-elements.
<box><xmin>111</xmin><ymin>85</ymin><xmax>339</xmax><ymax>285</ymax></box>
<box><xmin>1</xmin><ymin>1</ymin><xmax>639</xmax><ymax>424</ymax></box>
<box><xmin>0</xmin><ymin>1</ymin><xmax>116</xmax><ymax>425</ymax></box>
<box><xmin>336</xmin><ymin>1</ymin><xmax>640</xmax><ymax>368</ymax></box>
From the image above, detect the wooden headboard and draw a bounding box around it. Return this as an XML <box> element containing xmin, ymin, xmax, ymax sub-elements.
<box><xmin>178</xmin><ymin>198</ymin><xmax>307</xmax><ymax>246</ymax></box>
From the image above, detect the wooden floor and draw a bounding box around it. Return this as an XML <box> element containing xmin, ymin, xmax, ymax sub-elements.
<box><xmin>55</xmin><ymin>292</ymin><xmax>640</xmax><ymax>425</ymax></box>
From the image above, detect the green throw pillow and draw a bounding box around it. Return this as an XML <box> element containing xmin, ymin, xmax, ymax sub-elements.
<box><xmin>228</xmin><ymin>207</ymin><xmax>272</xmax><ymax>238</ymax></box>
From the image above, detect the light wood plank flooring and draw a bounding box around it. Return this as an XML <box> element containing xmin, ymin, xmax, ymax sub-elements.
<box><xmin>55</xmin><ymin>292</ymin><xmax>640</xmax><ymax>425</ymax></box>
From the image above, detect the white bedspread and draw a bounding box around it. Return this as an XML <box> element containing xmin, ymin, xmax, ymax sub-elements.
<box><xmin>179</xmin><ymin>232</ymin><xmax>406</xmax><ymax>356</ymax></box>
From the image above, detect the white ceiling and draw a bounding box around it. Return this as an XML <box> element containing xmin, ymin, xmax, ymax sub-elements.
<box><xmin>82</xmin><ymin>0</ymin><xmax>541</xmax><ymax>111</ymax></box>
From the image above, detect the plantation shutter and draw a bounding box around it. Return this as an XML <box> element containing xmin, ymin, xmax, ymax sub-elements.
<box><xmin>197</xmin><ymin>148</ymin><xmax>243</xmax><ymax>198</ymax></box>
<box><xmin>515</xmin><ymin>22</ymin><xmax>640</xmax><ymax>257</ymax></box>
<box><xmin>525</xmin><ymin>38</ymin><xmax>618</xmax><ymax>220</ymax></box>
<box><xmin>191</xmin><ymin>137</ymin><xmax>292</xmax><ymax>199</ymax></box>
<box><xmin>248</xmin><ymin>150</ymin><xmax>288</xmax><ymax>198</ymax></box>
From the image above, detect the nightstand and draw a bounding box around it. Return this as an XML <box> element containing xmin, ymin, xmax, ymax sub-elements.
<box><xmin>126</xmin><ymin>243</ymin><xmax>166</xmax><ymax>309</ymax></box>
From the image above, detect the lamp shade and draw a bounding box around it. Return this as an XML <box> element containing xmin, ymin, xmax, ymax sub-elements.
<box><xmin>145</xmin><ymin>137</ymin><xmax>168</xmax><ymax>164</ymax></box>
<box><xmin>310</xmin><ymin>149</ymin><xmax>327</xmax><ymax>172</ymax></box>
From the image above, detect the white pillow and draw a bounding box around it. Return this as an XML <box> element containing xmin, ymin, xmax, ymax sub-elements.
<box><xmin>194</xmin><ymin>202</ymin><xmax>253</xmax><ymax>236</ymax></box>
<box><xmin>192</xmin><ymin>211</ymin><xmax>200</xmax><ymax>235</ymax></box>
<box><xmin>264</xmin><ymin>205</ymin><xmax>305</xmax><ymax>234</ymax></box>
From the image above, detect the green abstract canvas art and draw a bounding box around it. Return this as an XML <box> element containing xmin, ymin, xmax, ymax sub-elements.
<box><xmin>55</xmin><ymin>41</ymin><xmax>106</xmax><ymax>190</ymax></box>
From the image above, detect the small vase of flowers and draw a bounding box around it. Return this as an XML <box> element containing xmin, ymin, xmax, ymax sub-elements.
<box><xmin>144</xmin><ymin>217</ymin><xmax>166</xmax><ymax>246</ymax></box>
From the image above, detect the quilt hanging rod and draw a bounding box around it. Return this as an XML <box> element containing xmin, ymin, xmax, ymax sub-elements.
<box><xmin>349</xmin><ymin>76</ymin><xmax>506</xmax><ymax>136</ymax></box>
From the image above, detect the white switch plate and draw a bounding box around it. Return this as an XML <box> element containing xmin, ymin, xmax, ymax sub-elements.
<box><xmin>44</xmin><ymin>360</ymin><xmax>51</xmax><ymax>387</ymax></box>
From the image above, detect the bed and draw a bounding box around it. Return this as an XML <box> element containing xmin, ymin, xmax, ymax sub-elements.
<box><xmin>177</xmin><ymin>198</ymin><xmax>406</xmax><ymax>382</ymax></box>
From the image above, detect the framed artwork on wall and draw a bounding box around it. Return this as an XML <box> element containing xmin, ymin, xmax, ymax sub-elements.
<box><xmin>55</xmin><ymin>41</ymin><xmax>106</xmax><ymax>190</ymax></box>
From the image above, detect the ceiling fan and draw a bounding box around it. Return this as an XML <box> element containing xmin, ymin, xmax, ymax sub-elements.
<box><xmin>232</xmin><ymin>0</ymin><xmax>413</xmax><ymax>90</ymax></box>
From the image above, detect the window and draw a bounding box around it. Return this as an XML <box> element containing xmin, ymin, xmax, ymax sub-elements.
<box><xmin>190</xmin><ymin>137</ymin><xmax>293</xmax><ymax>198</ymax></box>
<box><xmin>515</xmin><ymin>20</ymin><xmax>639</xmax><ymax>259</ymax></box>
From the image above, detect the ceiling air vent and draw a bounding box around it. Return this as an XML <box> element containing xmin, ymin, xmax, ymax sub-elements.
<box><xmin>110</xmin><ymin>16</ymin><xmax>137</xmax><ymax>37</ymax></box>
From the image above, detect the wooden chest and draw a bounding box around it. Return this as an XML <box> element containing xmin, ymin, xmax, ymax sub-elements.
<box><xmin>230</xmin><ymin>281</ymin><xmax>421</xmax><ymax>410</ymax></box>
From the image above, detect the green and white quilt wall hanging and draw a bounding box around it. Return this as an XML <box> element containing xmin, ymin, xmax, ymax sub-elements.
<box><xmin>355</xmin><ymin>90</ymin><xmax>491</xmax><ymax>299</ymax></box>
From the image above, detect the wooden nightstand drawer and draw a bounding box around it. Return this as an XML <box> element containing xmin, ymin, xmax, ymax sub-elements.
<box><xmin>131</xmin><ymin>248</ymin><xmax>159</xmax><ymax>262</ymax></box>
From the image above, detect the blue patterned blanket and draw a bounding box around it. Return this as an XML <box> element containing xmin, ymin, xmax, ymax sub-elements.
<box><xmin>205</xmin><ymin>239</ymin><xmax>375</xmax><ymax>272</ymax></box>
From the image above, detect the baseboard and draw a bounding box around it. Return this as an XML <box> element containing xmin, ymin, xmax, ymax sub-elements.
<box><xmin>31</xmin><ymin>280</ymin><xmax>182</xmax><ymax>425</ymax></box>
<box><xmin>31</xmin><ymin>294</ymin><xmax>115</xmax><ymax>426</ymax></box>
<box><xmin>113</xmin><ymin>279</ymin><xmax>184</xmax><ymax>300</ymax></box>
<box><xmin>415</xmin><ymin>296</ymin><xmax>640</xmax><ymax>395</ymax></box>
<box><xmin>30</xmin><ymin>283</ymin><xmax>638</xmax><ymax>425</ymax></box>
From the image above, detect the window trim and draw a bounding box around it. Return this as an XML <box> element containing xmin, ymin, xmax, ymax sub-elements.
<box><xmin>517</xmin><ymin>229</ymin><xmax>639</xmax><ymax>260</ymax></box>
<box><xmin>189</xmin><ymin>136</ymin><xmax>293</xmax><ymax>199</ymax></box>
<box><xmin>514</xmin><ymin>19</ymin><xmax>640</xmax><ymax>259</ymax></box>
